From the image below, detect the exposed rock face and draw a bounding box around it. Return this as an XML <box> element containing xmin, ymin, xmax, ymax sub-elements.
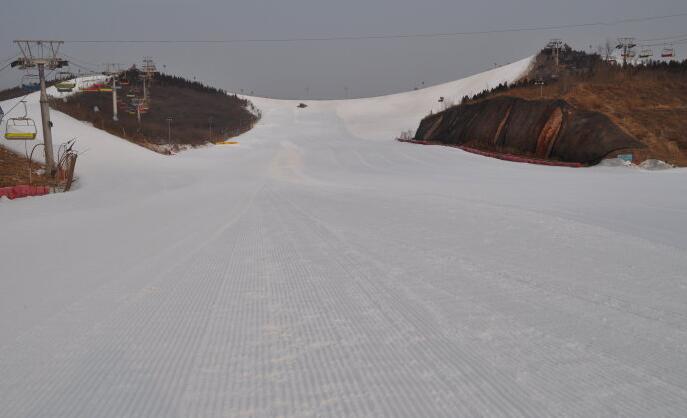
<box><xmin>415</xmin><ymin>96</ymin><xmax>644</xmax><ymax>164</ymax></box>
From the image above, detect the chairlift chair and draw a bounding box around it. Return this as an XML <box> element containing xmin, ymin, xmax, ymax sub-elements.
<box><xmin>118</xmin><ymin>73</ymin><xmax>130</xmax><ymax>85</ymax></box>
<box><xmin>4</xmin><ymin>101</ymin><xmax>37</xmax><ymax>140</ymax></box>
<box><xmin>662</xmin><ymin>47</ymin><xmax>675</xmax><ymax>58</ymax></box>
<box><xmin>56</xmin><ymin>76</ymin><xmax>77</xmax><ymax>92</ymax></box>
<box><xmin>639</xmin><ymin>49</ymin><xmax>653</xmax><ymax>59</ymax></box>
<box><xmin>80</xmin><ymin>83</ymin><xmax>100</xmax><ymax>93</ymax></box>
<box><xmin>83</xmin><ymin>83</ymin><xmax>112</xmax><ymax>93</ymax></box>
<box><xmin>21</xmin><ymin>74</ymin><xmax>40</xmax><ymax>93</ymax></box>
<box><xmin>56</xmin><ymin>71</ymin><xmax>75</xmax><ymax>81</ymax></box>
<box><xmin>56</xmin><ymin>82</ymin><xmax>76</xmax><ymax>92</ymax></box>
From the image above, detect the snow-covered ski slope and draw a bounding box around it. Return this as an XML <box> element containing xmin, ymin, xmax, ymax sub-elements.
<box><xmin>3</xmin><ymin>57</ymin><xmax>687</xmax><ymax>417</ymax></box>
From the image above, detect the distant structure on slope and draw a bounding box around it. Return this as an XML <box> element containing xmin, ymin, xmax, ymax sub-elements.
<box><xmin>616</xmin><ymin>37</ymin><xmax>637</xmax><ymax>66</ymax></box>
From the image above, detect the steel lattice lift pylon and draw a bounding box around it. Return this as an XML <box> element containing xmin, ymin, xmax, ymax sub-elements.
<box><xmin>10</xmin><ymin>40</ymin><xmax>69</xmax><ymax>175</ymax></box>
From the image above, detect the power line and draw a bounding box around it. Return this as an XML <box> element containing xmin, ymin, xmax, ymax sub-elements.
<box><xmin>62</xmin><ymin>11</ymin><xmax>687</xmax><ymax>45</ymax></box>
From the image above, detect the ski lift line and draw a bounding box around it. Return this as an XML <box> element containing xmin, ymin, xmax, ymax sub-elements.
<box><xmin>639</xmin><ymin>33</ymin><xmax>687</xmax><ymax>42</ymax></box>
<box><xmin>62</xmin><ymin>11</ymin><xmax>687</xmax><ymax>45</ymax></box>
<box><xmin>1</xmin><ymin>55</ymin><xmax>18</xmax><ymax>67</ymax></box>
<box><xmin>1</xmin><ymin>53</ymin><xmax>17</xmax><ymax>62</ymax></box>
<box><xmin>61</xmin><ymin>58</ymin><xmax>98</xmax><ymax>73</ymax></box>
<box><xmin>0</xmin><ymin>61</ymin><xmax>15</xmax><ymax>73</ymax></box>
<box><xmin>60</xmin><ymin>53</ymin><xmax>100</xmax><ymax>69</ymax></box>
<box><xmin>64</xmin><ymin>60</ymin><xmax>99</xmax><ymax>75</ymax></box>
<box><xmin>61</xmin><ymin>53</ymin><xmax>97</xmax><ymax>65</ymax></box>
<box><xmin>2</xmin><ymin>93</ymin><xmax>33</xmax><ymax>117</ymax></box>
<box><xmin>642</xmin><ymin>38</ymin><xmax>687</xmax><ymax>47</ymax></box>
<box><xmin>1</xmin><ymin>68</ymin><xmax>58</xmax><ymax>119</ymax></box>
<box><xmin>0</xmin><ymin>56</ymin><xmax>19</xmax><ymax>73</ymax></box>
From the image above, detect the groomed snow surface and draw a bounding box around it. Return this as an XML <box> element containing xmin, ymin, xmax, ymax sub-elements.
<box><xmin>2</xmin><ymin>58</ymin><xmax>687</xmax><ymax>417</ymax></box>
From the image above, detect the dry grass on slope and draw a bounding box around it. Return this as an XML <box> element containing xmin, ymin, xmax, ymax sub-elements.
<box><xmin>488</xmin><ymin>63</ymin><xmax>687</xmax><ymax>165</ymax></box>
<box><xmin>0</xmin><ymin>145</ymin><xmax>56</xmax><ymax>188</ymax></box>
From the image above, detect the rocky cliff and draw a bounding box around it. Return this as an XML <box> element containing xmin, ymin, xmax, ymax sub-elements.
<box><xmin>415</xmin><ymin>96</ymin><xmax>645</xmax><ymax>164</ymax></box>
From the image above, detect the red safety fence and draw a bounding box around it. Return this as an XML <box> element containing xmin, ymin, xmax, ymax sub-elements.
<box><xmin>0</xmin><ymin>185</ymin><xmax>50</xmax><ymax>200</ymax></box>
<box><xmin>396</xmin><ymin>138</ymin><xmax>586</xmax><ymax>168</ymax></box>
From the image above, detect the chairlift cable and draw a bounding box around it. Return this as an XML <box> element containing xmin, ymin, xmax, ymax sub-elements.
<box><xmin>66</xmin><ymin>60</ymin><xmax>100</xmax><ymax>74</ymax></box>
<box><xmin>0</xmin><ymin>56</ymin><xmax>19</xmax><ymax>73</ymax></box>
<box><xmin>61</xmin><ymin>11</ymin><xmax>687</xmax><ymax>45</ymax></box>
<box><xmin>60</xmin><ymin>53</ymin><xmax>100</xmax><ymax>71</ymax></box>
<box><xmin>639</xmin><ymin>33</ymin><xmax>687</xmax><ymax>42</ymax></box>
<box><xmin>2</xmin><ymin>93</ymin><xmax>32</xmax><ymax>117</ymax></box>
<box><xmin>0</xmin><ymin>55</ymin><xmax>18</xmax><ymax>65</ymax></box>
<box><xmin>1</xmin><ymin>69</ymin><xmax>57</xmax><ymax>118</ymax></box>
<box><xmin>641</xmin><ymin>38</ymin><xmax>687</xmax><ymax>47</ymax></box>
<box><xmin>0</xmin><ymin>61</ymin><xmax>15</xmax><ymax>73</ymax></box>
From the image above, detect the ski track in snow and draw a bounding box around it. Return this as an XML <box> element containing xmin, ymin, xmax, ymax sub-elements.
<box><xmin>2</xmin><ymin>57</ymin><xmax>687</xmax><ymax>417</ymax></box>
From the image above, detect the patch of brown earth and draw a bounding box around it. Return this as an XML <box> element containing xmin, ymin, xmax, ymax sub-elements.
<box><xmin>0</xmin><ymin>145</ymin><xmax>56</xmax><ymax>188</ymax></box>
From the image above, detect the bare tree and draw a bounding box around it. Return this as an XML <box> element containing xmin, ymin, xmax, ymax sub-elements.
<box><xmin>603</xmin><ymin>38</ymin><xmax>614</xmax><ymax>60</ymax></box>
<box><xmin>596</xmin><ymin>44</ymin><xmax>605</xmax><ymax>57</ymax></box>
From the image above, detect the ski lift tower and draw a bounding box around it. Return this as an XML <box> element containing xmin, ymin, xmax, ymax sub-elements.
<box><xmin>141</xmin><ymin>57</ymin><xmax>157</xmax><ymax>103</ymax></box>
<box><xmin>548</xmin><ymin>39</ymin><xmax>564</xmax><ymax>69</ymax></box>
<box><xmin>11</xmin><ymin>40</ymin><xmax>68</xmax><ymax>175</ymax></box>
<box><xmin>103</xmin><ymin>63</ymin><xmax>122</xmax><ymax>121</ymax></box>
<box><xmin>616</xmin><ymin>37</ymin><xmax>637</xmax><ymax>66</ymax></box>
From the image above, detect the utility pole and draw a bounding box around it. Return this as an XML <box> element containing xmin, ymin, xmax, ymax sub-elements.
<box><xmin>166</xmin><ymin>116</ymin><xmax>173</xmax><ymax>143</ymax></box>
<box><xmin>208</xmin><ymin>116</ymin><xmax>213</xmax><ymax>140</ymax></box>
<box><xmin>616</xmin><ymin>38</ymin><xmax>637</xmax><ymax>66</ymax></box>
<box><xmin>103</xmin><ymin>63</ymin><xmax>121</xmax><ymax>122</ymax></box>
<box><xmin>142</xmin><ymin>75</ymin><xmax>148</xmax><ymax>103</ymax></box>
<box><xmin>12</xmin><ymin>40</ymin><xmax>68</xmax><ymax>176</ymax></box>
<box><xmin>535</xmin><ymin>79</ymin><xmax>545</xmax><ymax>98</ymax></box>
<box><xmin>112</xmin><ymin>76</ymin><xmax>118</xmax><ymax>121</ymax></box>
<box><xmin>132</xmin><ymin>98</ymin><xmax>142</xmax><ymax>124</ymax></box>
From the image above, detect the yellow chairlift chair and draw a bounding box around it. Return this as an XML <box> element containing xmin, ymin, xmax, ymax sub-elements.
<box><xmin>4</xmin><ymin>101</ymin><xmax>37</xmax><ymax>140</ymax></box>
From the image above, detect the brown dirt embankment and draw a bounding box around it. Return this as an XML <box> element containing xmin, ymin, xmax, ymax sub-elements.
<box><xmin>457</xmin><ymin>50</ymin><xmax>687</xmax><ymax>165</ymax></box>
<box><xmin>0</xmin><ymin>145</ymin><xmax>56</xmax><ymax>188</ymax></box>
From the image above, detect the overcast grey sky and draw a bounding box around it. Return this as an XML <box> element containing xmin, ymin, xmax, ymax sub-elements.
<box><xmin>1</xmin><ymin>0</ymin><xmax>685</xmax><ymax>99</ymax></box>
